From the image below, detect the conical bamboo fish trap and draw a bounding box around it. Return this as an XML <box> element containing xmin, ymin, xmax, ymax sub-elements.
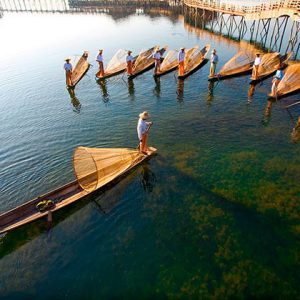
<box><xmin>276</xmin><ymin>63</ymin><xmax>300</xmax><ymax>97</ymax></box>
<box><xmin>160</xmin><ymin>50</ymin><xmax>179</xmax><ymax>73</ymax></box>
<box><xmin>73</xmin><ymin>147</ymin><xmax>142</xmax><ymax>192</ymax></box>
<box><xmin>219</xmin><ymin>50</ymin><xmax>255</xmax><ymax>77</ymax></box>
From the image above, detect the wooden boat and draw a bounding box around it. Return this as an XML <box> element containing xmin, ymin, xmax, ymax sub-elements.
<box><xmin>95</xmin><ymin>49</ymin><xmax>138</xmax><ymax>80</ymax></box>
<box><xmin>178</xmin><ymin>44</ymin><xmax>210</xmax><ymax>79</ymax></box>
<box><xmin>153</xmin><ymin>49</ymin><xmax>179</xmax><ymax>77</ymax></box>
<box><xmin>68</xmin><ymin>52</ymin><xmax>91</xmax><ymax>88</ymax></box>
<box><xmin>128</xmin><ymin>46</ymin><xmax>166</xmax><ymax>79</ymax></box>
<box><xmin>208</xmin><ymin>50</ymin><xmax>255</xmax><ymax>82</ymax></box>
<box><xmin>268</xmin><ymin>63</ymin><xmax>300</xmax><ymax>100</ymax></box>
<box><xmin>0</xmin><ymin>146</ymin><xmax>157</xmax><ymax>234</ymax></box>
<box><xmin>249</xmin><ymin>52</ymin><xmax>292</xmax><ymax>84</ymax></box>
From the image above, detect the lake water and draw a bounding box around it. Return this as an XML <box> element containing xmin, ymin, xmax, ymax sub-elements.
<box><xmin>0</xmin><ymin>8</ymin><xmax>300</xmax><ymax>299</ymax></box>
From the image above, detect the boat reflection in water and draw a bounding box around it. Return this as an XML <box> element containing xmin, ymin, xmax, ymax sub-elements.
<box><xmin>176</xmin><ymin>79</ymin><xmax>184</xmax><ymax>102</ymax></box>
<box><xmin>67</xmin><ymin>87</ymin><xmax>81</xmax><ymax>113</ymax></box>
<box><xmin>98</xmin><ymin>79</ymin><xmax>110</xmax><ymax>103</ymax></box>
<box><xmin>291</xmin><ymin>116</ymin><xmax>300</xmax><ymax>143</ymax></box>
<box><xmin>153</xmin><ymin>77</ymin><xmax>161</xmax><ymax>98</ymax></box>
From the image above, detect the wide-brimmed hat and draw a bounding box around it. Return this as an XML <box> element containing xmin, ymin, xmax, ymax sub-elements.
<box><xmin>99</xmin><ymin>49</ymin><xmax>103</xmax><ymax>52</ymax></box>
<box><xmin>139</xmin><ymin>111</ymin><xmax>149</xmax><ymax>119</ymax></box>
<box><xmin>180</xmin><ymin>47</ymin><xmax>185</xmax><ymax>50</ymax></box>
<box><xmin>65</xmin><ymin>58</ymin><xmax>71</xmax><ymax>61</ymax></box>
<box><xmin>212</xmin><ymin>49</ymin><xmax>217</xmax><ymax>53</ymax></box>
<box><xmin>128</xmin><ymin>50</ymin><xmax>132</xmax><ymax>54</ymax></box>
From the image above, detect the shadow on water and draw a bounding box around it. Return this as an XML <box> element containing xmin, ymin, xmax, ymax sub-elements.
<box><xmin>67</xmin><ymin>87</ymin><xmax>81</xmax><ymax>113</ymax></box>
<box><xmin>247</xmin><ymin>83</ymin><xmax>256</xmax><ymax>102</ymax></box>
<box><xmin>0</xmin><ymin>160</ymin><xmax>158</xmax><ymax>259</ymax></box>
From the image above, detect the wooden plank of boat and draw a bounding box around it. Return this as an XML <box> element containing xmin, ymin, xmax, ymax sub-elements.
<box><xmin>128</xmin><ymin>47</ymin><xmax>166</xmax><ymax>80</ymax></box>
<box><xmin>178</xmin><ymin>44</ymin><xmax>210</xmax><ymax>80</ymax></box>
<box><xmin>249</xmin><ymin>52</ymin><xmax>292</xmax><ymax>85</ymax></box>
<box><xmin>96</xmin><ymin>49</ymin><xmax>138</xmax><ymax>81</ymax></box>
<box><xmin>68</xmin><ymin>52</ymin><xmax>91</xmax><ymax>89</ymax></box>
<box><xmin>208</xmin><ymin>50</ymin><xmax>255</xmax><ymax>82</ymax></box>
<box><xmin>153</xmin><ymin>49</ymin><xmax>179</xmax><ymax>78</ymax></box>
<box><xmin>208</xmin><ymin>68</ymin><xmax>252</xmax><ymax>82</ymax></box>
<box><xmin>0</xmin><ymin>147</ymin><xmax>157</xmax><ymax>234</ymax></box>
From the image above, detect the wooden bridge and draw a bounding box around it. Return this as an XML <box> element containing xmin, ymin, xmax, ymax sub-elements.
<box><xmin>184</xmin><ymin>0</ymin><xmax>300</xmax><ymax>21</ymax></box>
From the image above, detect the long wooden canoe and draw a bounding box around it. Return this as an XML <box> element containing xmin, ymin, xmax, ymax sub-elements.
<box><xmin>95</xmin><ymin>49</ymin><xmax>138</xmax><ymax>81</ymax></box>
<box><xmin>208</xmin><ymin>50</ymin><xmax>255</xmax><ymax>82</ymax></box>
<box><xmin>0</xmin><ymin>146</ymin><xmax>157</xmax><ymax>234</ymax></box>
<box><xmin>249</xmin><ymin>52</ymin><xmax>292</xmax><ymax>85</ymax></box>
<box><xmin>68</xmin><ymin>52</ymin><xmax>91</xmax><ymax>88</ymax></box>
<box><xmin>178</xmin><ymin>45</ymin><xmax>210</xmax><ymax>79</ymax></box>
<box><xmin>128</xmin><ymin>46</ymin><xmax>166</xmax><ymax>79</ymax></box>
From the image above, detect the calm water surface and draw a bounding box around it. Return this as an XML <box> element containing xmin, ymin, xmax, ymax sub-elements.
<box><xmin>0</xmin><ymin>11</ymin><xmax>300</xmax><ymax>299</ymax></box>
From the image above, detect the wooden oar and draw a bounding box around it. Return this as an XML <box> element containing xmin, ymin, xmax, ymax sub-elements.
<box><xmin>284</xmin><ymin>101</ymin><xmax>300</xmax><ymax>109</ymax></box>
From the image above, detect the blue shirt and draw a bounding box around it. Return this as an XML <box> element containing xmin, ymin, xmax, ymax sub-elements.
<box><xmin>275</xmin><ymin>69</ymin><xmax>283</xmax><ymax>80</ymax></box>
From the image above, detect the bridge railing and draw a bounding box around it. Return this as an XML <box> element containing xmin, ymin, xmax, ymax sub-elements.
<box><xmin>184</xmin><ymin>0</ymin><xmax>299</xmax><ymax>15</ymax></box>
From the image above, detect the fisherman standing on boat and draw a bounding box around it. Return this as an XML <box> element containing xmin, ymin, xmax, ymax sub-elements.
<box><xmin>96</xmin><ymin>49</ymin><xmax>104</xmax><ymax>78</ymax></box>
<box><xmin>178</xmin><ymin>47</ymin><xmax>185</xmax><ymax>76</ymax></box>
<box><xmin>137</xmin><ymin>111</ymin><xmax>153</xmax><ymax>155</ymax></box>
<box><xmin>252</xmin><ymin>53</ymin><xmax>261</xmax><ymax>80</ymax></box>
<box><xmin>64</xmin><ymin>58</ymin><xmax>73</xmax><ymax>87</ymax></box>
<box><xmin>209</xmin><ymin>49</ymin><xmax>218</xmax><ymax>78</ymax></box>
<box><xmin>271</xmin><ymin>65</ymin><xmax>284</xmax><ymax>97</ymax></box>
<box><xmin>153</xmin><ymin>48</ymin><xmax>161</xmax><ymax>75</ymax></box>
<box><xmin>126</xmin><ymin>50</ymin><xmax>134</xmax><ymax>76</ymax></box>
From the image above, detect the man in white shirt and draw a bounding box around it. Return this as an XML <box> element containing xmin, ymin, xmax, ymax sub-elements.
<box><xmin>209</xmin><ymin>49</ymin><xmax>219</xmax><ymax>78</ymax></box>
<box><xmin>64</xmin><ymin>58</ymin><xmax>73</xmax><ymax>87</ymax></box>
<box><xmin>178</xmin><ymin>48</ymin><xmax>185</xmax><ymax>76</ymax></box>
<box><xmin>153</xmin><ymin>49</ymin><xmax>161</xmax><ymax>75</ymax></box>
<box><xmin>96</xmin><ymin>49</ymin><xmax>104</xmax><ymax>78</ymax></box>
<box><xmin>252</xmin><ymin>53</ymin><xmax>261</xmax><ymax>79</ymax></box>
<box><xmin>137</xmin><ymin>111</ymin><xmax>153</xmax><ymax>154</ymax></box>
<box><xmin>126</xmin><ymin>50</ymin><xmax>134</xmax><ymax>75</ymax></box>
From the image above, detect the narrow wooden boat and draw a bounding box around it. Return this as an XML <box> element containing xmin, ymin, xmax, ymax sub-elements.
<box><xmin>0</xmin><ymin>146</ymin><xmax>157</xmax><ymax>234</ymax></box>
<box><xmin>95</xmin><ymin>49</ymin><xmax>138</xmax><ymax>80</ymax></box>
<box><xmin>153</xmin><ymin>49</ymin><xmax>179</xmax><ymax>77</ymax></box>
<box><xmin>178</xmin><ymin>44</ymin><xmax>210</xmax><ymax>79</ymax></box>
<box><xmin>208</xmin><ymin>50</ymin><xmax>255</xmax><ymax>82</ymax></box>
<box><xmin>249</xmin><ymin>52</ymin><xmax>292</xmax><ymax>85</ymax></box>
<box><xmin>68</xmin><ymin>52</ymin><xmax>91</xmax><ymax>88</ymax></box>
<box><xmin>268</xmin><ymin>63</ymin><xmax>300</xmax><ymax>100</ymax></box>
<box><xmin>128</xmin><ymin>46</ymin><xmax>166</xmax><ymax>79</ymax></box>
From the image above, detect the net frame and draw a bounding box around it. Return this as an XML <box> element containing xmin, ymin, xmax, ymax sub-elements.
<box><xmin>73</xmin><ymin>147</ymin><xmax>142</xmax><ymax>192</ymax></box>
<box><xmin>219</xmin><ymin>50</ymin><xmax>256</xmax><ymax>76</ymax></box>
<box><xmin>160</xmin><ymin>50</ymin><xmax>179</xmax><ymax>73</ymax></box>
<box><xmin>133</xmin><ymin>46</ymin><xmax>157</xmax><ymax>74</ymax></box>
<box><xmin>277</xmin><ymin>63</ymin><xmax>300</xmax><ymax>96</ymax></box>
<box><xmin>105</xmin><ymin>49</ymin><xmax>128</xmax><ymax>75</ymax></box>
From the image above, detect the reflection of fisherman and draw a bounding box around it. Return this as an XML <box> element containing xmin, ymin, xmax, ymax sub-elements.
<box><xmin>153</xmin><ymin>48</ymin><xmax>161</xmax><ymax>75</ymax></box>
<box><xmin>291</xmin><ymin>116</ymin><xmax>300</xmax><ymax>143</ymax></box>
<box><xmin>209</xmin><ymin>49</ymin><xmax>218</xmax><ymax>78</ymax></box>
<box><xmin>96</xmin><ymin>49</ymin><xmax>104</xmax><ymax>78</ymax></box>
<box><xmin>64</xmin><ymin>58</ymin><xmax>73</xmax><ymax>87</ymax></box>
<box><xmin>137</xmin><ymin>111</ymin><xmax>153</xmax><ymax>154</ymax></box>
<box><xmin>252</xmin><ymin>53</ymin><xmax>261</xmax><ymax>80</ymax></box>
<box><xmin>126</xmin><ymin>50</ymin><xmax>134</xmax><ymax>75</ymax></box>
<box><xmin>271</xmin><ymin>65</ymin><xmax>284</xmax><ymax>97</ymax></box>
<box><xmin>178</xmin><ymin>47</ymin><xmax>185</xmax><ymax>76</ymax></box>
<box><xmin>177</xmin><ymin>79</ymin><xmax>184</xmax><ymax>102</ymax></box>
